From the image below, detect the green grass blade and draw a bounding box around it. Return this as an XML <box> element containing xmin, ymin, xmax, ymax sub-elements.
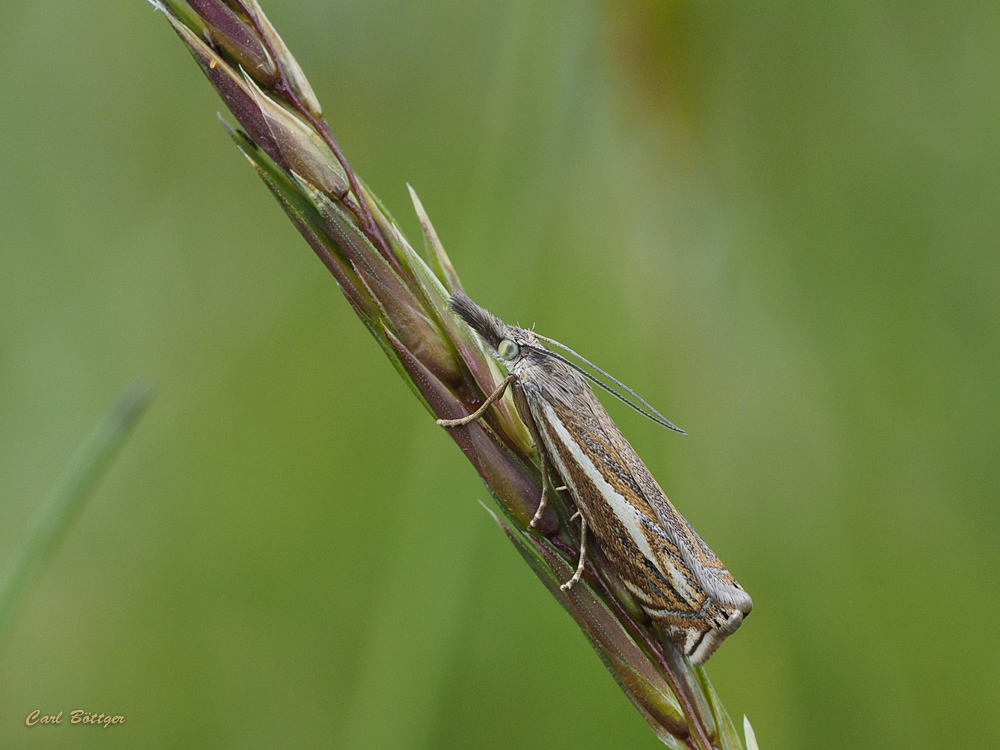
<box><xmin>0</xmin><ymin>381</ymin><xmax>153</xmax><ymax>643</ymax></box>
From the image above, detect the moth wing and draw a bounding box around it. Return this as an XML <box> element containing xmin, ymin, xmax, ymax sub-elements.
<box><xmin>517</xmin><ymin>355</ymin><xmax>750</xmax><ymax>664</ymax></box>
<box><xmin>580</xmin><ymin>394</ymin><xmax>752</xmax><ymax>662</ymax></box>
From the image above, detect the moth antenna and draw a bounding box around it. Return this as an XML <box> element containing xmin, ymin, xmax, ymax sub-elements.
<box><xmin>529</xmin><ymin>335</ymin><xmax>687</xmax><ymax>435</ymax></box>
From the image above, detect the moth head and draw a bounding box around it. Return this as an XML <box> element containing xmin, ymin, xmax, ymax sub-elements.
<box><xmin>449</xmin><ymin>291</ymin><xmax>687</xmax><ymax>434</ymax></box>
<box><xmin>448</xmin><ymin>290</ymin><xmax>532</xmax><ymax>365</ymax></box>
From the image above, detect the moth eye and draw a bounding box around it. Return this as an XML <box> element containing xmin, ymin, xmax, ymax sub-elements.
<box><xmin>497</xmin><ymin>339</ymin><xmax>520</xmax><ymax>361</ymax></box>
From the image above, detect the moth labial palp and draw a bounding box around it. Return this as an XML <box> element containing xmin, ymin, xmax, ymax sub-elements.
<box><xmin>438</xmin><ymin>290</ymin><xmax>752</xmax><ymax>666</ymax></box>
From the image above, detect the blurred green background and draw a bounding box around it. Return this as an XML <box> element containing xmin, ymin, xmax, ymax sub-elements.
<box><xmin>2</xmin><ymin>1</ymin><xmax>999</xmax><ymax>748</ymax></box>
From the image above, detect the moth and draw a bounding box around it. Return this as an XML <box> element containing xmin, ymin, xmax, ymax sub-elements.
<box><xmin>439</xmin><ymin>290</ymin><xmax>752</xmax><ymax>666</ymax></box>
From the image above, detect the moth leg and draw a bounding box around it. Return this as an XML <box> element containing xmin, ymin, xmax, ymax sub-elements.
<box><xmin>528</xmin><ymin>457</ymin><xmax>556</xmax><ymax>530</ymax></box>
<box><xmin>437</xmin><ymin>374</ymin><xmax>516</xmax><ymax>427</ymax></box>
<box><xmin>509</xmin><ymin>383</ymin><xmax>557</xmax><ymax>531</ymax></box>
<box><xmin>560</xmin><ymin>515</ymin><xmax>587</xmax><ymax>591</ymax></box>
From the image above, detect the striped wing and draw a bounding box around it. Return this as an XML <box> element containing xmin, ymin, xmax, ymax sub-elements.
<box><xmin>518</xmin><ymin>358</ymin><xmax>751</xmax><ymax>665</ymax></box>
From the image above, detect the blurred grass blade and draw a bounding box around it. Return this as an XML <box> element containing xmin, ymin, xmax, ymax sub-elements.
<box><xmin>0</xmin><ymin>381</ymin><xmax>153</xmax><ymax>643</ymax></box>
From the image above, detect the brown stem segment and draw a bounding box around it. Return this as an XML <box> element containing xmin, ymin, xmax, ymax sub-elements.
<box><xmin>237</xmin><ymin>4</ymin><xmax>404</xmax><ymax>278</ymax></box>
